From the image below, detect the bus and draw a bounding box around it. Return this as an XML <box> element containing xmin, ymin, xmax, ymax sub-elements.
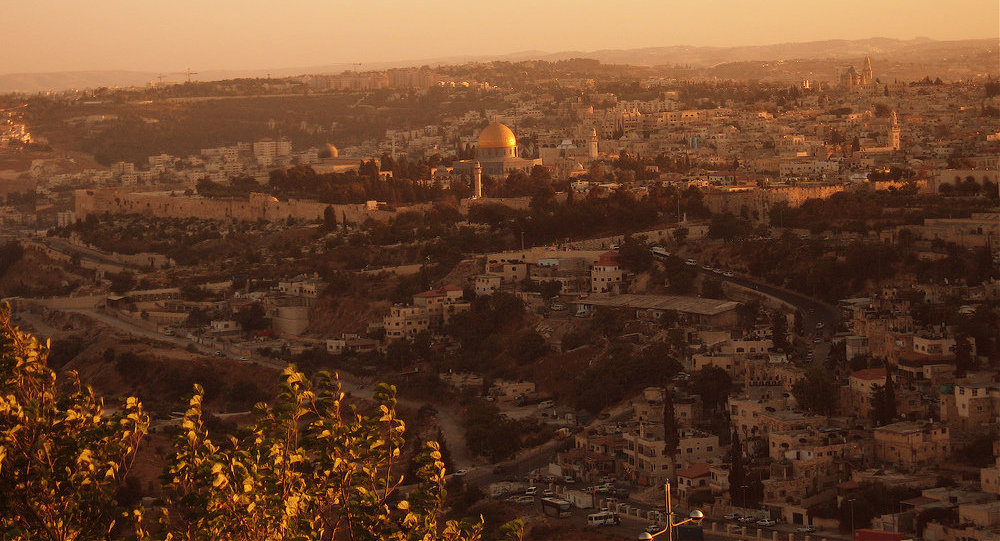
<box><xmin>651</xmin><ymin>247</ymin><xmax>671</xmax><ymax>259</ymax></box>
<box><xmin>587</xmin><ymin>511</ymin><xmax>619</xmax><ymax>527</ymax></box>
<box><xmin>540</xmin><ymin>497</ymin><xmax>571</xmax><ymax>518</ymax></box>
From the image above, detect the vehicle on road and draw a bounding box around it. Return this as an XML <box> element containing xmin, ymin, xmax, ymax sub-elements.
<box><xmin>454</xmin><ymin>469</ymin><xmax>468</xmax><ymax>477</ymax></box>
<box><xmin>541</xmin><ymin>497</ymin><xmax>571</xmax><ymax>518</ymax></box>
<box><xmin>723</xmin><ymin>271</ymin><xmax>735</xmax><ymax>277</ymax></box>
<box><xmin>739</xmin><ymin>516</ymin><xmax>758</xmax><ymax>524</ymax></box>
<box><xmin>796</xmin><ymin>526</ymin><xmax>816</xmax><ymax>533</ymax></box>
<box><xmin>757</xmin><ymin>519</ymin><xmax>777</xmax><ymax>527</ymax></box>
<box><xmin>524</xmin><ymin>486</ymin><xmax>537</xmax><ymax>495</ymax></box>
<box><xmin>724</xmin><ymin>512</ymin><xmax>741</xmax><ymax>520</ymax></box>
<box><xmin>513</xmin><ymin>495</ymin><xmax>535</xmax><ymax>504</ymax></box>
<box><xmin>563</xmin><ymin>475</ymin><xmax>576</xmax><ymax>484</ymax></box>
<box><xmin>727</xmin><ymin>524</ymin><xmax>744</xmax><ymax>533</ymax></box>
<box><xmin>646</xmin><ymin>524</ymin><xmax>664</xmax><ymax>534</ymax></box>
<box><xmin>214</xmin><ymin>350</ymin><xmax>223</xmax><ymax>357</ymax></box>
<box><xmin>651</xmin><ymin>247</ymin><xmax>671</xmax><ymax>259</ymax></box>
<box><xmin>685</xmin><ymin>259</ymin><xmax>697</xmax><ymax>266</ymax></box>
<box><xmin>587</xmin><ymin>511</ymin><xmax>620</xmax><ymax>527</ymax></box>
<box><xmin>550</xmin><ymin>303</ymin><xmax>566</xmax><ymax>311</ymax></box>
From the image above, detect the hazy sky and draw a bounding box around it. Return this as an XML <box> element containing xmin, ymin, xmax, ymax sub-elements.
<box><xmin>4</xmin><ymin>0</ymin><xmax>998</xmax><ymax>74</ymax></box>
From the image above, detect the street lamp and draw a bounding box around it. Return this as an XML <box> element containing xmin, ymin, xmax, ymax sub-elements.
<box><xmin>638</xmin><ymin>480</ymin><xmax>704</xmax><ymax>541</ymax></box>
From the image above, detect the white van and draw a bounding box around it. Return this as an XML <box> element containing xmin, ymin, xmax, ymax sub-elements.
<box><xmin>587</xmin><ymin>511</ymin><xmax>619</xmax><ymax>527</ymax></box>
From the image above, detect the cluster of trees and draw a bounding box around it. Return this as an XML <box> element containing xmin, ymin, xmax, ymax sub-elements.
<box><xmin>462</xmin><ymin>398</ymin><xmax>544</xmax><ymax>462</ymax></box>
<box><xmin>0</xmin><ymin>241</ymin><xmax>24</xmax><ymax>283</ymax></box>
<box><xmin>732</xmin><ymin>237</ymin><xmax>904</xmax><ymax>301</ymax></box>
<box><xmin>266</xmin><ymin>164</ymin><xmax>461</xmax><ymax>205</ymax></box>
<box><xmin>571</xmin><ymin>339</ymin><xmax>683</xmax><ymax>415</ymax></box>
<box><xmin>0</xmin><ymin>306</ymin><xmax>498</xmax><ymax>541</ymax></box>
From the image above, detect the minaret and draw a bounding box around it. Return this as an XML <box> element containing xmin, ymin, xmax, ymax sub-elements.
<box><xmin>863</xmin><ymin>56</ymin><xmax>873</xmax><ymax>85</ymax></box>
<box><xmin>473</xmin><ymin>161</ymin><xmax>482</xmax><ymax>198</ymax></box>
<box><xmin>588</xmin><ymin>127</ymin><xmax>599</xmax><ymax>159</ymax></box>
<box><xmin>889</xmin><ymin>111</ymin><xmax>901</xmax><ymax>150</ymax></box>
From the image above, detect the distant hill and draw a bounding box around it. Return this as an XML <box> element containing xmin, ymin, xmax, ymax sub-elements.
<box><xmin>0</xmin><ymin>37</ymin><xmax>996</xmax><ymax>92</ymax></box>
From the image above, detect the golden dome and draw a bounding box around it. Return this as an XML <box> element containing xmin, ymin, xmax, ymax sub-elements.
<box><xmin>477</xmin><ymin>122</ymin><xmax>517</xmax><ymax>149</ymax></box>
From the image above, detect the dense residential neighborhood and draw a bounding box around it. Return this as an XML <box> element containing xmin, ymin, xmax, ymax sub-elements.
<box><xmin>1</xmin><ymin>35</ymin><xmax>999</xmax><ymax>541</ymax></box>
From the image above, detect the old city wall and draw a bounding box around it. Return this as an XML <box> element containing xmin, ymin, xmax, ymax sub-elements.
<box><xmin>74</xmin><ymin>189</ymin><xmax>412</xmax><ymax>223</ymax></box>
<box><xmin>705</xmin><ymin>184</ymin><xmax>847</xmax><ymax>222</ymax></box>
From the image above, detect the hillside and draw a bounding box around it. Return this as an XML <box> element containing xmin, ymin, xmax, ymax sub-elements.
<box><xmin>2</xmin><ymin>37</ymin><xmax>995</xmax><ymax>92</ymax></box>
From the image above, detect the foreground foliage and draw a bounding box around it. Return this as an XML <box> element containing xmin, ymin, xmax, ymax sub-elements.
<box><xmin>0</xmin><ymin>305</ymin><xmax>149</xmax><ymax>540</ymax></box>
<box><xmin>0</xmin><ymin>307</ymin><xmax>490</xmax><ymax>541</ymax></box>
<box><xmin>143</xmin><ymin>370</ymin><xmax>483</xmax><ymax>541</ymax></box>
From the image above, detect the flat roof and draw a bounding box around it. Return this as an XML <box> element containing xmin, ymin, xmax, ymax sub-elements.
<box><xmin>574</xmin><ymin>294</ymin><xmax>739</xmax><ymax>316</ymax></box>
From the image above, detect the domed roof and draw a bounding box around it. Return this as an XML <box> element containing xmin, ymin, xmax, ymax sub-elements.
<box><xmin>326</xmin><ymin>143</ymin><xmax>339</xmax><ymax>158</ymax></box>
<box><xmin>477</xmin><ymin>121</ymin><xmax>517</xmax><ymax>149</ymax></box>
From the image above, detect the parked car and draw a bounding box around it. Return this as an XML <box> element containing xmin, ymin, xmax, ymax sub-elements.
<box><xmin>796</xmin><ymin>526</ymin><xmax>816</xmax><ymax>533</ymax></box>
<box><xmin>454</xmin><ymin>469</ymin><xmax>468</xmax><ymax>477</ymax></box>
<box><xmin>646</xmin><ymin>524</ymin><xmax>664</xmax><ymax>534</ymax></box>
<box><xmin>757</xmin><ymin>519</ymin><xmax>777</xmax><ymax>527</ymax></box>
<box><xmin>513</xmin><ymin>495</ymin><xmax>534</xmax><ymax>504</ymax></box>
<box><xmin>524</xmin><ymin>486</ymin><xmax>537</xmax><ymax>495</ymax></box>
<box><xmin>739</xmin><ymin>516</ymin><xmax>758</xmax><ymax>524</ymax></box>
<box><xmin>724</xmin><ymin>512</ymin><xmax>741</xmax><ymax>520</ymax></box>
<box><xmin>685</xmin><ymin>259</ymin><xmax>697</xmax><ymax>266</ymax></box>
<box><xmin>563</xmin><ymin>475</ymin><xmax>576</xmax><ymax>484</ymax></box>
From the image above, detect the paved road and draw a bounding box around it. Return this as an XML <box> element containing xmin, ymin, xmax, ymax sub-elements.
<box><xmin>690</xmin><ymin>266</ymin><xmax>840</xmax><ymax>331</ymax></box>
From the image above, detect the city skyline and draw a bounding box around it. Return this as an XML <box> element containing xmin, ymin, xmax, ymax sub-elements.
<box><xmin>3</xmin><ymin>0</ymin><xmax>998</xmax><ymax>75</ymax></box>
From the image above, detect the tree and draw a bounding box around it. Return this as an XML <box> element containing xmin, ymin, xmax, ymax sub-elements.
<box><xmin>690</xmin><ymin>366</ymin><xmax>732</xmax><ymax>412</ymax></box>
<box><xmin>662</xmin><ymin>386</ymin><xmax>679</xmax><ymax>482</ymax></box>
<box><xmin>529</xmin><ymin>280</ymin><xmax>560</xmax><ymax>300</ymax></box>
<box><xmin>954</xmin><ymin>336</ymin><xmax>974</xmax><ymax>375</ymax></box>
<box><xmin>110</xmin><ymin>270</ymin><xmax>137</xmax><ymax>295</ymax></box>
<box><xmin>510</xmin><ymin>330</ymin><xmax>548</xmax><ymax>366</ymax></box>
<box><xmin>323</xmin><ymin>205</ymin><xmax>338</xmax><ymax>231</ymax></box>
<box><xmin>672</xmin><ymin>227</ymin><xmax>688</xmax><ymax>244</ymax></box>
<box><xmin>771</xmin><ymin>311</ymin><xmax>789</xmax><ymax>351</ymax></box>
<box><xmin>617</xmin><ymin>235</ymin><xmax>653</xmax><ymax>273</ymax></box>
<box><xmin>0</xmin><ymin>241</ymin><xmax>24</xmax><ymax>280</ymax></box>
<box><xmin>792</xmin><ymin>366</ymin><xmax>839</xmax><ymax>415</ymax></box>
<box><xmin>871</xmin><ymin>373</ymin><xmax>897</xmax><ymax>426</ymax></box>
<box><xmin>0</xmin><ymin>306</ymin><xmax>149</xmax><ymax>540</ymax></box>
<box><xmin>728</xmin><ymin>428</ymin><xmax>746</xmax><ymax>507</ymax></box>
<box><xmin>234</xmin><ymin>302</ymin><xmax>269</xmax><ymax>332</ymax></box>
<box><xmin>701</xmin><ymin>278</ymin><xmax>725</xmax><ymax>299</ymax></box>
<box><xmin>143</xmin><ymin>369</ymin><xmax>484</xmax><ymax>541</ymax></box>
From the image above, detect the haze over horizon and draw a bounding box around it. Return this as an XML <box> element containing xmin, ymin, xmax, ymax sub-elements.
<box><xmin>4</xmin><ymin>0</ymin><xmax>998</xmax><ymax>76</ymax></box>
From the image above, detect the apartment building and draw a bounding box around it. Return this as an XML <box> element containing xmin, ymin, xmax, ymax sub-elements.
<box><xmin>873</xmin><ymin>421</ymin><xmax>950</xmax><ymax>469</ymax></box>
